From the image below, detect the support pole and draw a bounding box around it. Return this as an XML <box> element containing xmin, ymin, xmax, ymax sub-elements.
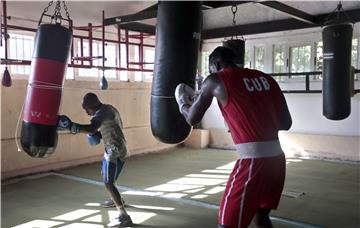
<box><xmin>3</xmin><ymin>0</ymin><xmax>8</xmax><ymax>61</ymax></box>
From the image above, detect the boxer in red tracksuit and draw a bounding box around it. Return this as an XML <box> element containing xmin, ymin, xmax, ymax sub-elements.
<box><xmin>175</xmin><ymin>46</ymin><xmax>292</xmax><ymax>228</ymax></box>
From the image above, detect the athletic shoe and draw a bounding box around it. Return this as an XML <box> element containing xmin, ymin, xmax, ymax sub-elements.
<box><xmin>101</xmin><ymin>198</ymin><xmax>126</xmax><ymax>208</ymax></box>
<box><xmin>107</xmin><ymin>214</ymin><xmax>133</xmax><ymax>227</ymax></box>
<box><xmin>101</xmin><ymin>199</ymin><xmax>115</xmax><ymax>208</ymax></box>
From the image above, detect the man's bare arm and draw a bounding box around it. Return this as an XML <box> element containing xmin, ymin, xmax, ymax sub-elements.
<box><xmin>79</xmin><ymin>121</ymin><xmax>101</xmax><ymax>134</ymax></box>
<box><xmin>181</xmin><ymin>74</ymin><xmax>225</xmax><ymax>125</ymax></box>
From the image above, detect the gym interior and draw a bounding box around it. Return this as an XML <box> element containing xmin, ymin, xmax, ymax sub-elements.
<box><xmin>1</xmin><ymin>1</ymin><xmax>359</xmax><ymax>228</ymax></box>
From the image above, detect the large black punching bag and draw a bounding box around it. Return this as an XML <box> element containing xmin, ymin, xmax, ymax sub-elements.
<box><xmin>223</xmin><ymin>39</ymin><xmax>245</xmax><ymax>67</ymax></box>
<box><xmin>322</xmin><ymin>23</ymin><xmax>353</xmax><ymax>120</ymax></box>
<box><xmin>151</xmin><ymin>1</ymin><xmax>202</xmax><ymax>144</ymax></box>
<box><xmin>21</xmin><ymin>24</ymin><xmax>72</xmax><ymax>157</ymax></box>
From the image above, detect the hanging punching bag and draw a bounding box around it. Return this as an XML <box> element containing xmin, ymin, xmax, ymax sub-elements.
<box><xmin>21</xmin><ymin>24</ymin><xmax>72</xmax><ymax>157</ymax></box>
<box><xmin>322</xmin><ymin>23</ymin><xmax>353</xmax><ymax>120</ymax></box>
<box><xmin>223</xmin><ymin>39</ymin><xmax>245</xmax><ymax>68</ymax></box>
<box><xmin>151</xmin><ymin>1</ymin><xmax>202</xmax><ymax>144</ymax></box>
<box><xmin>2</xmin><ymin>67</ymin><xmax>12</xmax><ymax>87</ymax></box>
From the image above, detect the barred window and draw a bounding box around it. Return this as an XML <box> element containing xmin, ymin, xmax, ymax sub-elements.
<box><xmin>254</xmin><ymin>46</ymin><xmax>265</xmax><ymax>71</ymax></box>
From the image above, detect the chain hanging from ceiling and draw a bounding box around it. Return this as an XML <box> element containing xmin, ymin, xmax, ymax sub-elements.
<box><xmin>323</xmin><ymin>1</ymin><xmax>353</xmax><ymax>25</ymax></box>
<box><xmin>230</xmin><ymin>4</ymin><xmax>244</xmax><ymax>41</ymax></box>
<box><xmin>39</xmin><ymin>0</ymin><xmax>71</xmax><ymax>26</ymax></box>
<box><xmin>231</xmin><ymin>4</ymin><xmax>237</xmax><ymax>27</ymax></box>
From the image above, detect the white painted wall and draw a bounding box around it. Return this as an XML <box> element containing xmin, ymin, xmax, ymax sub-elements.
<box><xmin>202</xmin><ymin>93</ymin><xmax>360</xmax><ymax>137</ymax></box>
<box><xmin>285</xmin><ymin>93</ymin><xmax>359</xmax><ymax>136</ymax></box>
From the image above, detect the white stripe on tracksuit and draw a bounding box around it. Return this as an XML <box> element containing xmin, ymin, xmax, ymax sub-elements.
<box><xmin>238</xmin><ymin>158</ymin><xmax>254</xmax><ymax>228</ymax></box>
<box><xmin>106</xmin><ymin>162</ymin><xmax>109</xmax><ymax>183</ymax></box>
<box><xmin>221</xmin><ymin>159</ymin><xmax>243</xmax><ymax>225</ymax></box>
<box><xmin>115</xmin><ymin>162</ymin><xmax>118</xmax><ymax>180</ymax></box>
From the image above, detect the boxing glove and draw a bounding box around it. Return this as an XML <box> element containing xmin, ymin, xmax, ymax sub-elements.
<box><xmin>175</xmin><ymin>83</ymin><xmax>195</xmax><ymax>114</ymax></box>
<box><xmin>57</xmin><ymin>115</ymin><xmax>80</xmax><ymax>134</ymax></box>
<box><xmin>70</xmin><ymin>123</ymin><xmax>80</xmax><ymax>134</ymax></box>
<box><xmin>87</xmin><ymin>131</ymin><xmax>102</xmax><ymax>146</ymax></box>
<box><xmin>57</xmin><ymin>115</ymin><xmax>72</xmax><ymax>131</ymax></box>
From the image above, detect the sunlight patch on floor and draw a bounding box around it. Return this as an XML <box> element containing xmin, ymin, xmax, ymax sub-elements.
<box><xmin>121</xmin><ymin>190</ymin><xmax>162</xmax><ymax>196</ymax></box>
<box><xmin>58</xmin><ymin>223</ymin><xmax>104</xmax><ymax>228</ymax></box>
<box><xmin>215</xmin><ymin>162</ymin><xmax>236</xmax><ymax>170</ymax></box>
<box><xmin>129</xmin><ymin>204</ymin><xmax>175</xmax><ymax>211</ymax></box>
<box><xmin>205</xmin><ymin>186</ymin><xmax>226</xmax><ymax>194</ymax></box>
<box><xmin>186</xmin><ymin>174</ymin><xmax>229</xmax><ymax>179</ymax></box>
<box><xmin>82</xmin><ymin>214</ymin><xmax>103</xmax><ymax>223</ymax></box>
<box><xmin>85</xmin><ymin>203</ymin><xmax>101</xmax><ymax>207</ymax></box>
<box><xmin>52</xmin><ymin>209</ymin><xmax>99</xmax><ymax>221</ymax></box>
<box><xmin>163</xmin><ymin>192</ymin><xmax>188</xmax><ymax>198</ymax></box>
<box><xmin>202</xmin><ymin>169</ymin><xmax>232</xmax><ymax>174</ymax></box>
<box><xmin>183</xmin><ymin>187</ymin><xmax>206</xmax><ymax>193</ymax></box>
<box><xmin>108</xmin><ymin>210</ymin><xmax>156</xmax><ymax>224</ymax></box>
<box><xmin>143</xmin><ymin>161</ymin><xmax>235</xmax><ymax>201</ymax></box>
<box><xmin>145</xmin><ymin>183</ymin><xmax>203</xmax><ymax>192</ymax></box>
<box><xmin>191</xmin><ymin>194</ymin><xmax>208</xmax><ymax>199</ymax></box>
<box><xmin>12</xmin><ymin>220</ymin><xmax>64</xmax><ymax>228</ymax></box>
<box><xmin>168</xmin><ymin>177</ymin><xmax>227</xmax><ymax>186</ymax></box>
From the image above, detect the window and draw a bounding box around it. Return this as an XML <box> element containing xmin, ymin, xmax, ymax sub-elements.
<box><xmin>143</xmin><ymin>48</ymin><xmax>155</xmax><ymax>70</ymax></box>
<box><xmin>351</xmin><ymin>38</ymin><xmax>358</xmax><ymax>68</ymax></box>
<box><xmin>1</xmin><ymin>30</ymin><xmax>155</xmax><ymax>82</ymax></box>
<box><xmin>273</xmin><ymin>45</ymin><xmax>287</xmax><ymax>73</ymax></box>
<box><xmin>353</xmin><ymin>38</ymin><xmax>359</xmax><ymax>80</ymax></box>
<box><xmin>290</xmin><ymin>45</ymin><xmax>312</xmax><ymax>73</ymax></box>
<box><xmin>9</xmin><ymin>33</ymin><xmax>34</xmax><ymax>75</ymax></box>
<box><xmin>244</xmin><ymin>49</ymin><xmax>251</xmax><ymax>68</ymax></box>
<box><xmin>200</xmin><ymin>51</ymin><xmax>210</xmax><ymax>77</ymax></box>
<box><xmin>77</xmin><ymin>41</ymin><xmax>118</xmax><ymax>79</ymax></box>
<box><xmin>66</xmin><ymin>67</ymin><xmax>74</xmax><ymax>80</ymax></box>
<box><xmin>254</xmin><ymin>46</ymin><xmax>265</xmax><ymax>71</ymax></box>
<box><xmin>129</xmin><ymin>45</ymin><xmax>140</xmax><ymax>69</ymax></box>
<box><xmin>66</xmin><ymin>49</ymin><xmax>74</xmax><ymax>79</ymax></box>
<box><xmin>134</xmin><ymin>71</ymin><xmax>142</xmax><ymax>82</ymax></box>
<box><xmin>315</xmin><ymin>41</ymin><xmax>323</xmax><ymax>72</ymax></box>
<box><xmin>120</xmin><ymin>71</ymin><xmax>128</xmax><ymax>81</ymax></box>
<box><xmin>143</xmin><ymin>71</ymin><xmax>153</xmax><ymax>82</ymax></box>
<box><xmin>77</xmin><ymin>40</ymin><xmax>99</xmax><ymax>78</ymax></box>
<box><xmin>120</xmin><ymin>43</ymin><xmax>127</xmax><ymax>69</ymax></box>
<box><xmin>0</xmin><ymin>37</ymin><xmax>5</xmax><ymax>73</ymax></box>
<box><xmin>105</xmin><ymin>44</ymin><xmax>117</xmax><ymax>79</ymax></box>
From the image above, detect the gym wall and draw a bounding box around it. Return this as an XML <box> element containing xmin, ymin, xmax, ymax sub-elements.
<box><xmin>1</xmin><ymin>80</ymin><xmax>176</xmax><ymax>180</ymax></box>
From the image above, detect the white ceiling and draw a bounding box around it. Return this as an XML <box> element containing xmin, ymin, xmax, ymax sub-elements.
<box><xmin>283</xmin><ymin>1</ymin><xmax>360</xmax><ymax>15</ymax></box>
<box><xmin>5</xmin><ymin>1</ymin><xmax>156</xmax><ymax>26</ymax></box>
<box><xmin>4</xmin><ymin>1</ymin><xmax>360</xmax><ymax>30</ymax></box>
<box><xmin>203</xmin><ymin>1</ymin><xmax>360</xmax><ymax>29</ymax></box>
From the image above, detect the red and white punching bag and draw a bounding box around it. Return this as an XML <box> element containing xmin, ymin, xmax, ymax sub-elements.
<box><xmin>21</xmin><ymin>24</ymin><xmax>72</xmax><ymax>157</ymax></box>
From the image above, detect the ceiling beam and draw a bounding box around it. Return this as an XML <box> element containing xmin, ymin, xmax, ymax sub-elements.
<box><xmin>202</xmin><ymin>8</ymin><xmax>360</xmax><ymax>39</ymax></box>
<box><xmin>104</xmin><ymin>1</ymin><xmax>253</xmax><ymax>26</ymax></box>
<box><xmin>202</xmin><ymin>1</ymin><xmax>253</xmax><ymax>9</ymax></box>
<box><xmin>258</xmin><ymin>1</ymin><xmax>318</xmax><ymax>24</ymax></box>
<box><xmin>119</xmin><ymin>22</ymin><xmax>156</xmax><ymax>35</ymax></box>
<box><xmin>202</xmin><ymin>18</ymin><xmax>312</xmax><ymax>39</ymax></box>
<box><xmin>104</xmin><ymin>10</ymin><xmax>157</xmax><ymax>26</ymax></box>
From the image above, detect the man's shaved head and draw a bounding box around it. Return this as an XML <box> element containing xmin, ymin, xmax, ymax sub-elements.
<box><xmin>82</xmin><ymin>93</ymin><xmax>101</xmax><ymax>109</ymax></box>
<box><xmin>209</xmin><ymin>46</ymin><xmax>236</xmax><ymax>65</ymax></box>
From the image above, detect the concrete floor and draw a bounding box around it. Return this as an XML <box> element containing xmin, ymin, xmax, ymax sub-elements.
<box><xmin>2</xmin><ymin>147</ymin><xmax>360</xmax><ymax>228</ymax></box>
